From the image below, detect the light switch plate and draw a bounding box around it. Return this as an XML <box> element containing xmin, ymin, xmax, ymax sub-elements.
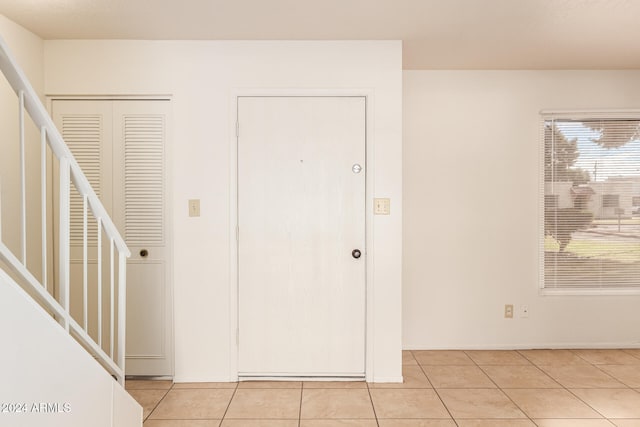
<box><xmin>374</xmin><ymin>198</ymin><xmax>390</xmax><ymax>215</ymax></box>
<box><xmin>189</xmin><ymin>199</ymin><xmax>200</xmax><ymax>217</ymax></box>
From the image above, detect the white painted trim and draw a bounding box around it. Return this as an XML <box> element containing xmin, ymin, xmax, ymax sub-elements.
<box><xmin>46</xmin><ymin>94</ymin><xmax>172</xmax><ymax>101</ymax></box>
<box><xmin>405</xmin><ymin>343</ymin><xmax>640</xmax><ymax>350</ymax></box>
<box><xmin>540</xmin><ymin>109</ymin><xmax>640</xmax><ymax>119</ymax></box>
<box><xmin>164</xmin><ymin>99</ymin><xmax>176</xmax><ymax>379</ymax></box>
<box><xmin>228</xmin><ymin>94</ymin><xmax>239</xmax><ymax>382</ymax></box>
<box><xmin>0</xmin><ymin>178</ymin><xmax>2</xmax><ymax>241</ymax></box>
<box><xmin>538</xmin><ymin>117</ymin><xmax>545</xmax><ymax>295</ymax></box>
<box><xmin>240</xmin><ymin>376</ymin><xmax>366</xmax><ymax>382</ymax></box>
<box><xmin>538</xmin><ymin>110</ymin><xmax>640</xmax><ymax>297</ymax></box>
<box><xmin>364</xmin><ymin>92</ymin><xmax>376</xmax><ymax>384</ymax></box>
<box><xmin>229</xmin><ymin>88</ymin><xmax>376</xmax><ymax>382</ymax></box>
<box><xmin>372</xmin><ymin>376</ymin><xmax>404</xmax><ymax>383</ymax></box>
<box><xmin>540</xmin><ymin>288</ymin><xmax>640</xmax><ymax>296</ymax></box>
<box><xmin>173</xmin><ymin>376</ymin><xmax>236</xmax><ymax>383</ymax></box>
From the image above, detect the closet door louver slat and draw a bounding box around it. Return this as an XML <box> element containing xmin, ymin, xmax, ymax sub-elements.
<box><xmin>123</xmin><ymin>115</ymin><xmax>165</xmax><ymax>246</ymax></box>
<box><xmin>61</xmin><ymin>115</ymin><xmax>102</xmax><ymax>246</ymax></box>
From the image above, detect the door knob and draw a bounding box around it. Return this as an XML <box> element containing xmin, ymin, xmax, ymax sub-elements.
<box><xmin>140</xmin><ymin>249</ymin><xmax>149</xmax><ymax>258</ymax></box>
<box><xmin>352</xmin><ymin>249</ymin><xmax>361</xmax><ymax>259</ymax></box>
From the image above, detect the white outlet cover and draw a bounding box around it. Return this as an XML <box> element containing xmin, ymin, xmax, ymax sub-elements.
<box><xmin>374</xmin><ymin>198</ymin><xmax>390</xmax><ymax>215</ymax></box>
<box><xmin>189</xmin><ymin>199</ymin><xmax>200</xmax><ymax>217</ymax></box>
<box><xmin>504</xmin><ymin>304</ymin><xmax>514</xmax><ymax>318</ymax></box>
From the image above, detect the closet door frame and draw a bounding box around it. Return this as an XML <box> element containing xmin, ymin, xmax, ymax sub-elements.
<box><xmin>48</xmin><ymin>95</ymin><xmax>174</xmax><ymax>377</ymax></box>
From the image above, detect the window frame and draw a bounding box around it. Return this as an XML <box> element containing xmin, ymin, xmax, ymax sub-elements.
<box><xmin>539</xmin><ymin>110</ymin><xmax>640</xmax><ymax>296</ymax></box>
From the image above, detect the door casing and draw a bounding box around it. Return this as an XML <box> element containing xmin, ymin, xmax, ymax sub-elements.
<box><xmin>229</xmin><ymin>89</ymin><xmax>376</xmax><ymax>382</ymax></box>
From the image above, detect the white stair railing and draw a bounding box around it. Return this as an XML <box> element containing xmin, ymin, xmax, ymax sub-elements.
<box><xmin>0</xmin><ymin>35</ymin><xmax>130</xmax><ymax>385</ymax></box>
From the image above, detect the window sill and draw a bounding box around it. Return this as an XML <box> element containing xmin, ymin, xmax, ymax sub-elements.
<box><xmin>540</xmin><ymin>288</ymin><xmax>640</xmax><ymax>296</ymax></box>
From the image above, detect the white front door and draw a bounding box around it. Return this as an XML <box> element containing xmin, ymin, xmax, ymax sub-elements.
<box><xmin>237</xmin><ymin>96</ymin><xmax>366</xmax><ymax>377</ymax></box>
<box><xmin>52</xmin><ymin>99</ymin><xmax>173</xmax><ymax>377</ymax></box>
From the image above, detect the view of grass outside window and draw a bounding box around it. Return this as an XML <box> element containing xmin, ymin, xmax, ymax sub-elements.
<box><xmin>543</xmin><ymin>115</ymin><xmax>640</xmax><ymax>291</ymax></box>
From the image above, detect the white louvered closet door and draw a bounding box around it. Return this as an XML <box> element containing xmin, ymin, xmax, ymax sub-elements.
<box><xmin>52</xmin><ymin>99</ymin><xmax>172</xmax><ymax>377</ymax></box>
<box><xmin>52</xmin><ymin>101</ymin><xmax>114</xmax><ymax>347</ymax></box>
<box><xmin>112</xmin><ymin>100</ymin><xmax>172</xmax><ymax>376</ymax></box>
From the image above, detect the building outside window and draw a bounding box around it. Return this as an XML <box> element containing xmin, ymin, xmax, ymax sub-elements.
<box><xmin>602</xmin><ymin>194</ymin><xmax>620</xmax><ymax>208</ymax></box>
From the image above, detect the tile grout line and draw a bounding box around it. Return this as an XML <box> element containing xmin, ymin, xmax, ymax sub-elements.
<box><xmin>563</xmin><ymin>379</ymin><xmax>613</xmax><ymax>422</ymax></box>
<box><xmin>519</xmin><ymin>351</ymin><xmax>612</xmax><ymax>423</ymax></box>
<box><xmin>592</xmin><ymin>364</ymin><xmax>634</xmax><ymax>390</ymax></box>
<box><xmin>516</xmin><ymin>349</ymin><xmax>583</xmax><ymax>389</ymax></box>
<box><xmin>412</xmin><ymin>351</ymin><xmax>459</xmax><ymax>426</ymax></box>
<box><xmin>463</xmin><ymin>349</ymin><xmax>505</xmax><ymax>389</ymax></box>
<box><xmin>136</xmin><ymin>382</ymin><xmax>174</xmax><ymax>422</ymax></box>
<box><xmin>570</xmin><ymin>350</ymin><xmax>640</xmax><ymax>422</ymax></box>
<box><xmin>298</xmin><ymin>382</ymin><xmax>304</xmax><ymax>427</ymax></box>
<box><xmin>463</xmin><ymin>350</ymin><xmax>538</xmax><ymax>426</ymax></box>
<box><xmin>622</xmin><ymin>349</ymin><xmax>640</xmax><ymax>363</ymax></box>
<box><xmin>218</xmin><ymin>381</ymin><xmax>239</xmax><ymax>424</ymax></box>
<box><xmin>132</xmin><ymin>350</ymin><xmax>640</xmax><ymax>426</ymax></box>
<box><xmin>365</xmin><ymin>378</ymin><xmax>381</xmax><ymax>427</ymax></box>
<box><xmin>465</xmin><ymin>351</ymin><xmax>548</xmax><ymax>426</ymax></box>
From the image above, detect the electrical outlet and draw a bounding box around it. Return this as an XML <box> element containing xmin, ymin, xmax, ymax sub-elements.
<box><xmin>504</xmin><ymin>304</ymin><xmax>514</xmax><ymax>319</ymax></box>
<box><xmin>374</xmin><ymin>198</ymin><xmax>390</xmax><ymax>215</ymax></box>
<box><xmin>520</xmin><ymin>305</ymin><xmax>529</xmax><ymax>318</ymax></box>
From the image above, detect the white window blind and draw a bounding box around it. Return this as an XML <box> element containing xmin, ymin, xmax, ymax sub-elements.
<box><xmin>542</xmin><ymin>114</ymin><xmax>640</xmax><ymax>292</ymax></box>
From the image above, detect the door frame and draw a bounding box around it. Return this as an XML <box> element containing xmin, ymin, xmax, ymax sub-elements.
<box><xmin>229</xmin><ymin>89</ymin><xmax>376</xmax><ymax>381</ymax></box>
<box><xmin>47</xmin><ymin>94</ymin><xmax>175</xmax><ymax>377</ymax></box>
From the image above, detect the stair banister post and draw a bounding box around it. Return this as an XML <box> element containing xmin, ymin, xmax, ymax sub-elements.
<box><xmin>58</xmin><ymin>157</ymin><xmax>71</xmax><ymax>331</ymax></box>
<box><xmin>117</xmin><ymin>251</ymin><xmax>127</xmax><ymax>385</ymax></box>
<box><xmin>0</xmin><ymin>178</ymin><xmax>3</xmax><ymax>242</ymax></box>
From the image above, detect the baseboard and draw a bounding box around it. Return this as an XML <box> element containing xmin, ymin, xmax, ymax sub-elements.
<box><xmin>239</xmin><ymin>376</ymin><xmax>365</xmax><ymax>382</ymax></box>
<box><xmin>404</xmin><ymin>342</ymin><xmax>640</xmax><ymax>350</ymax></box>
<box><xmin>172</xmin><ymin>376</ymin><xmax>236</xmax><ymax>383</ymax></box>
<box><xmin>372</xmin><ymin>376</ymin><xmax>403</xmax><ymax>384</ymax></box>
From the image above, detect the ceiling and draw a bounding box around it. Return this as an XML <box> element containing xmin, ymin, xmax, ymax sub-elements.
<box><xmin>1</xmin><ymin>0</ymin><xmax>639</xmax><ymax>69</ymax></box>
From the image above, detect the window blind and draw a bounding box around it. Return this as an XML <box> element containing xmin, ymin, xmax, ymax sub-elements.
<box><xmin>542</xmin><ymin>116</ymin><xmax>640</xmax><ymax>291</ymax></box>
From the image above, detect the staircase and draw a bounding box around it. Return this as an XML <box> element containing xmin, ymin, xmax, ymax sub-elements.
<box><xmin>0</xmin><ymin>35</ymin><xmax>141</xmax><ymax>426</ymax></box>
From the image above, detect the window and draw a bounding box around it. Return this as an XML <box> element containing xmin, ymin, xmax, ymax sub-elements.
<box><xmin>545</xmin><ymin>195</ymin><xmax>559</xmax><ymax>209</ymax></box>
<box><xmin>542</xmin><ymin>113</ymin><xmax>640</xmax><ymax>293</ymax></box>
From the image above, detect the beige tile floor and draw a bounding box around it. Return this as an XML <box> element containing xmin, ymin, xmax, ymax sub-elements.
<box><xmin>126</xmin><ymin>349</ymin><xmax>640</xmax><ymax>427</ymax></box>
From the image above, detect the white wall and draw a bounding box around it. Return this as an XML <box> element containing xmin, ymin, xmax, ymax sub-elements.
<box><xmin>0</xmin><ymin>269</ymin><xmax>141</xmax><ymax>427</ymax></box>
<box><xmin>44</xmin><ymin>40</ymin><xmax>403</xmax><ymax>382</ymax></box>
<box><xmin>404</xmin><ymin>70</ymin><xmax>640</xmax><ymax>349</ymax></box>
<box><xmin>0</xmin><ymin>21</ymin><xmax>141</xmax><ymax>426</ymax></box>
<box><xmin>0</xmin><ymin>15</ymin><xmax>46</xmax><ymax>281</ymax></box>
